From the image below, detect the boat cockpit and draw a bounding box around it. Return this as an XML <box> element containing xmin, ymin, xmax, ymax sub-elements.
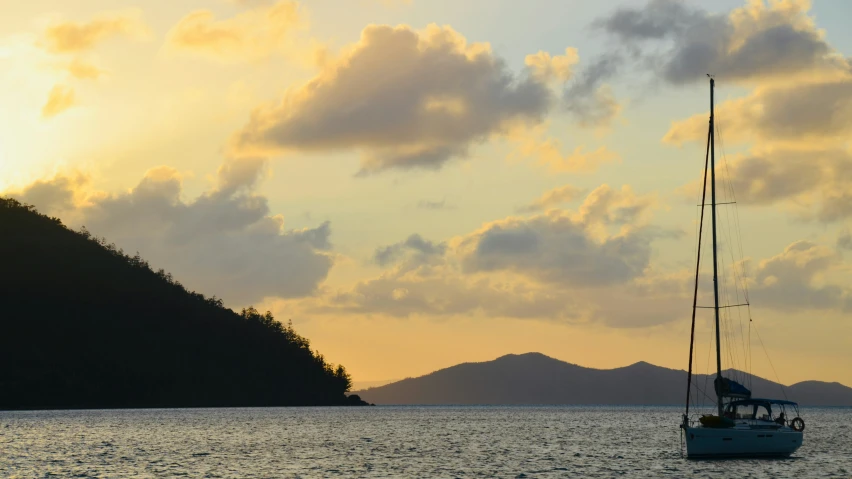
<box><xmin>722</xmin><ymin>399</ymin><xmax>803</xmax><ymax>431</ymax></box>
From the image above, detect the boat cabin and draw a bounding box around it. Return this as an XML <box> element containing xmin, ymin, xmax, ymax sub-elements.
<box><xmin>723</xmin><ymin>398</ymin><xmax>799</xmax><ymax>426</ymax></box>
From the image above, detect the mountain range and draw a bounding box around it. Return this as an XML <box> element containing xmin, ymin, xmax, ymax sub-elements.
<box><xmin>354</xmin><ymin>353</ymin><xmax>852</xmax><ymax>406</ymax></box>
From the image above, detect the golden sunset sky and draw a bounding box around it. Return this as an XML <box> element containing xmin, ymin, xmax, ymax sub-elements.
<box><xmin>3</xmin><ymin>0</ymin><xmax>852</xmax><ymax>388</ymax></box>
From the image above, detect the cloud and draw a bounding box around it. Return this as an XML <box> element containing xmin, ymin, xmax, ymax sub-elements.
<box><xmin>562</xmin><ymin>53</ymin><xmax>623</xmax><ymax>128</ymax></box>
<box><xmin>231</xmin><ymin>24</ymin><xmax>553</xmax><ymax>174</ymax></box>
<box><xmin>518</xmin><ymin>184</ymin><xmax>586</xmax><ymax>213</ymax></box>
<box><xmin>565</xmin><ymin>0</ymin><xmax>849</xmax><ymax>132</ymax></box>
<box><xmin>664</xmin><ymin>78</ymin><xmax>852</xmax><ymax>147</ymax></box>
<box><xmin>455</xmin><ymin>185</ymin><xmax>661</xmax><ymax>287</ymax></box>
<box><xmin>508</xmin><ymin>124</ymin><xmax>620</xmax><ymax>173</ymax></box>
<box><xmin>309</xmin><ymin>260</ymin><xmax>690</xmax><ymax>327</ymax></box>
<box><xmin>663</xmin><ymin>78</ymin><xmax>852</xmax><ymax>145</ymax></box>
<box><xmin>16</xmin><ymin>173</ymin><xmax>88</xmax><ymax>213</ymax></box>
<box><xmin>166</xmin><ymin>0</ymin><xmax>306</xmax><ymax>62</ymax></box>
<box><xmin>525</xmin><ymin>47</ymin><xmax>579</xmax><ymax>83</ymax></box>
<box><xmin>64</xmin><ymin>58</ymin><xmax>105</xmax><ymax>79</ymax></box>
<box><xmin>309</xmin><ymin>261</ymin><xmax>683</xmax><ymax>329</ymax></box>
<box><xmin>303</xmin><ymin>234</ymin><xmax>852</xmax><ymax>327</ymax></box>
<box><xmin>574</xmin><ymin>184</ymin><xmax>658</xmax><ymax>226</ymax></box>
<box><xmin>9</xmin><ymin>168</ymin><xmax>333</xmax><ymax>306</ymax></box>
<box><xmin>216</xmin><ymin>156</ymin><xmax>269</xmax><ymax>193</ymax></box>
<box><xmin>676</xmin><ymin>144</ymin><xmax>852</xmax><ymax>222</ymax></box>
<box><xmin>456</xmin><ymin>215</ymin><xmax>650</xmax><ymax>287</ymax></box>
<box><xmin>839</xmin><ymin>230</ymin><xmax>852</xmax><ymax>251</ymax></box>
<box><xmin>750</xmin><ymin>240</ymin><xmax>852</xmax><ymax>312</ymax></box>
<box><xmin>594</xmin><ymin>0</ymin><xmax>704</xmax><ymax>42</ymax></box>
<box><xmin>538</xmin><ymin>144</ymin><xmax>618</xmax><ymax>173</ymax></box>
<box><xmin>595</xmin><ymin>0</ymin><xmax>848</xmax><ymax>86</ymax></box>
<box><xmin>289</xmin><ymin>184</ymin><xmax>684</xmax><ymax>327</ymax></box>
<box><xmin>41</xmin><ymin>85</ymin><xmax>75</xmax><ymax>118</ymax></box>
<box><xmin>36</xmin><ymin>10</ymin><xmax>147</xmax><ymax>87</ymax></box>
<box><xmin>373</xmin><ymin>234</ymin><xmax>446</xmax><ymax>267</ymax></box>
<box><xmin>656</xmin><ymin>3</ymin><xmax>852</xmax><ymax>225</ymax></box>
<box><xmin>732</xmin><ymin>147</ymin><xmax>852</xmax><ymax>222</ymax></box>
<box><xmin>40</xmin><ymin>10</ymin><xmax>149</xmax><ymax>54</ymax></box>
<box><xmin>319</xmin><ymin>266</ymin><xmax>580</xmax><ymax>320</ymax></box>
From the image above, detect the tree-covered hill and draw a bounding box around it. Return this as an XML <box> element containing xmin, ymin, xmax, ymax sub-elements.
<box><xmin>0</xmin><ymin>197</ymin><xmax>365</xmax><ymax>409</ymax></box>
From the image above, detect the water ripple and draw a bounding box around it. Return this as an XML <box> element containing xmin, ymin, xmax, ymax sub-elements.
<box><xmin>1</xmin><ymin>406</ymin><xmax>850</xmax><ymax>478</ymax></box>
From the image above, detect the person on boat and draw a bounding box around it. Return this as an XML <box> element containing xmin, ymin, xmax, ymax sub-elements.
<box><xmin>775</xmin><ymin>412</ymin><xmax>786</xmax><ymax>426</ymax></box>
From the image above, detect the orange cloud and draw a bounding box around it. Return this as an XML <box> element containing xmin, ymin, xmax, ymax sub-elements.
<box><xmin>574</xmin><ymin>184</ymin><xmax>658</xmax><ymax>229</ymax></box>
<box><xmin>525</xmin><ymin>47</ymin><xmax>578</xmax><ymax>83</ymax></box>
<box><xmin>9</xmin><ymin>172</ymin><xmax>90</xmax><ymax>214</ymax></box>
<box><xmin>681</xmin><ymin>145</ymin><xmax>852</xmax><ymax>222</ymax></box>
<box><xmin>544</xmin><ymin>145</ymin><xmax>618</xmax><ymax>173</ymax></box>
<box><xmin>665</xmin><ymin>78</ymin><xmax>852</xmax><ymax>147</ymax></box>
<box><xmin>232</xmin><ymin>24</ymin><xmax>553</xmax><ymax>174</ymax></box>
<box><xmin>509</xmin><ymin>125</ymin><xmax>619</xmax><ymax>173</ymax></box>
<box><xmin>40</xmin><ymin>10</ymin><xmax>148</xmax><ymax>54</ymax></box>
<box><xmin>749</xmin><ymin>240</ymin><xmax>852</xmax><ymax>312</ymax></box>
<box><xmin>658</xmin><ymin>2</ymin><xmax>852</xmax><ymax>226</ymax></box>
<box><xmin>41</xmin><ymin>85</ymin><xmax>75</xmax><ymax>119</ymax></box>
<box><xmin>293</xmin><ymin>184</ymin><xmax>680</xmax><ymax>327</ymax></box>
<box><xmin>166</xmin><ymin>0</ymin><xmax>305</xmax><ymax>62</ymax></box>
<box><xmin>64</xmin><ymin>58</ymin><xmax>105</xmax><ymax>79</ymax></box>
<box><xmin>518</xmin><ymin>184</ymin><xmax>587</xmax><ymax>213</ymax></box>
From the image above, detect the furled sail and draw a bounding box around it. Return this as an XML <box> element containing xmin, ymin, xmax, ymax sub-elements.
<box><xmin>714</xmin><ymin>376</ymin><xmax>751</xmax><ymax>399</ymax></box>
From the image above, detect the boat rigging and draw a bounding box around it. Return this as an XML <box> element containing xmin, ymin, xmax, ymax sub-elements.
<box><xmin>679</xmin><ymin>77</ymin><xmax>805</xmax><ymax>459</ymax></box>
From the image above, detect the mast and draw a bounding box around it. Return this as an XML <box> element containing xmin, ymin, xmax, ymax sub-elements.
<box><xmin>710</xmin><ymin>77</ymin><xmax>724</xmax><ymax>417</ymax></box>
<box><xmin>685</xmin><ymin>115</ymin><xmax>712</xmax><ymax>420</ymax></box>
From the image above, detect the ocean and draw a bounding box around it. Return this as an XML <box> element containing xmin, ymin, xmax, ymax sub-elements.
<box><xmin>1</xmin><ymin>406</ymin><xmax>850</xmax><ymax>478</ymax></box>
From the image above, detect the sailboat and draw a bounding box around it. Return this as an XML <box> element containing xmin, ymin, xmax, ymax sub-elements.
<box><xmin>679</xmin><ymin>77</ymin><xmax>805</xmax><ymax>458</ymax></box>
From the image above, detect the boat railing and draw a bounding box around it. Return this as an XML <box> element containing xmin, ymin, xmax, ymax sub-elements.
<box><xmin>683</xmin><ymin>413</ymin><xmax>793</xmax><ymax>429</ymax></box>
<box><xmin>683</xmin><ymin>414</ymin><xmax>705</xmax><ymax>428</ymax></box>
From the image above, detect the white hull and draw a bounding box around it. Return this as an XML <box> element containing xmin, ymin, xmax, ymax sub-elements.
<box><xmin>684</xmin><ymin>426</ymin><xmax>803</xmax><ymax>458</ymax></box>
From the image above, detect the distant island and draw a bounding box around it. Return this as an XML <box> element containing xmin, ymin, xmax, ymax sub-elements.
<box><xmin>0</xmin><ymin>198</ymin><xmax>368</xmax><ymax>409</ymax></box>
<box><xmin>354</xmin><ymin>352</ymin><xmax>852</xmax><ymax>407</ymax></box>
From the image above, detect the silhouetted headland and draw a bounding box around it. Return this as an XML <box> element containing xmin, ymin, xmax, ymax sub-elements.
<box><xmin>0</xmin><ymin>198</ymin><xmax>370</xmax><ymax>409</ymax></box>
<box><xmin>354</xmin><ymin>353</ymin><xmax>852</xmax><ymax>406</ymax></box>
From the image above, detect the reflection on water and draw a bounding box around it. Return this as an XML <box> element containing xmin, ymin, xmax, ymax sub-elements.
<box><xmin>1</xmin><ymin>406</ymin><xmax>850</xmax><ymax>478</ymax></box>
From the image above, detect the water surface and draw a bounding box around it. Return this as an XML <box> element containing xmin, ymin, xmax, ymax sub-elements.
<box><xmin>2</xmin><ymin>406</ymin><xmax>850</xmax><ymax>478</ymax></box>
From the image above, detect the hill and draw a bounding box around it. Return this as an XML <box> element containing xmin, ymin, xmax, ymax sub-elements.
<box><xmin>0</xmin><ymin>197</ymin><xmax>365</xmax><ymax>409</ymax></box>
<box><xmin>354</xmin><ymin>353</ymin><xmax>852</xmax><ymax>406</ymax></box>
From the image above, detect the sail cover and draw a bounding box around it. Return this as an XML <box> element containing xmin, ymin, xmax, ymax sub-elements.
<box><xmin>714</xmin><ymin>376</ymin><xmax>752</xmax><ymax>399</ymax></box>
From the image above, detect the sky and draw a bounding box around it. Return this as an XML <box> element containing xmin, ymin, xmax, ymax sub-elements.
<box><xmin>3</xmin><ymin>0</ymin><xmax>852</xmax><ymax>388</ymax></box>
